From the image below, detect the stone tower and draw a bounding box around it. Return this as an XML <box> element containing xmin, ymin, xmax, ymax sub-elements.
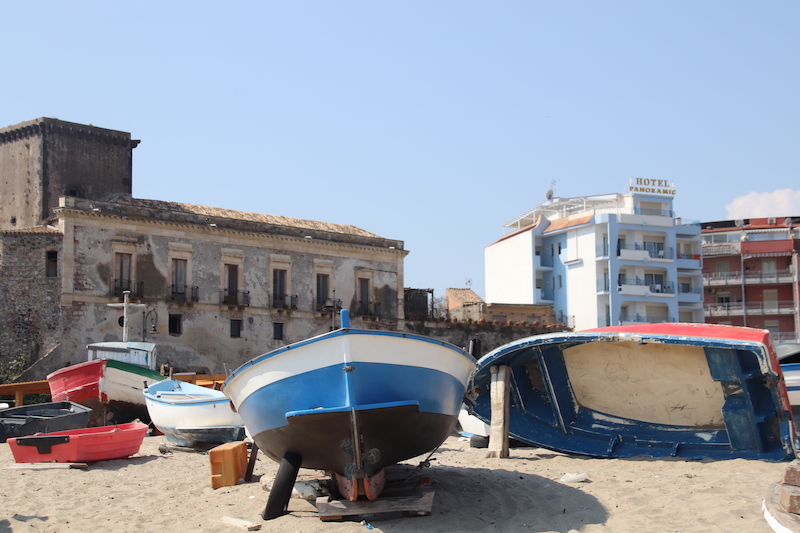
<box><xmin>0</xmin><ymin>118</ymin><xmax>139</xmax><ymax>230</ymax></box>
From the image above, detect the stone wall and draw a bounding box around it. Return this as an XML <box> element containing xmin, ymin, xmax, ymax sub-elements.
<box><xmin>404</xmin><ymin>320</ymin><xmax>570</xmax><ymax>359</ymax></box>
<box><xmin>0</xmin><ymin>229</ymin><xmax>63</xmax><ymax>376</ymax></box>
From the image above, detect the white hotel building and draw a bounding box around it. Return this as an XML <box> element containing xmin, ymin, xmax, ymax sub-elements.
<box><xmin>484</xmin><ymin>180</ymin><xmax>705</xmax><ymax>331</ymax></box>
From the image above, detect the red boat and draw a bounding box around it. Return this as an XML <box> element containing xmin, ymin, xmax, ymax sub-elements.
<box><xmin>7</xmin><ymin>422</ymin><xmax>148</xmax><ymax>463</ymax></box>
<box><xmin>47</xmin><ymin>342</ymin><xmax>164</xmax><ymax>426</ymax></box>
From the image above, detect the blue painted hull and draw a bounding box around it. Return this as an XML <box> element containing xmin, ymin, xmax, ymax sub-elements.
<box><xmin>223</xmin><ymin>322</ymin><xmax>476</xmax><ymax>477</ymax></box>
<box><xmin>471</xmin><ymin>323</ymin><xmax>796</xmax><ymax>461</ymax></box>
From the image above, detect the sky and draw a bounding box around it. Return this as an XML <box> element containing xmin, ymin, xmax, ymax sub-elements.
<box><xmin>2</xmin><ymin>2</ymin><xmax>798</xmax><ymax>300</ymax></box>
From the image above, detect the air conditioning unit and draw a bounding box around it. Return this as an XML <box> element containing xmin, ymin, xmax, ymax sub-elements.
<box><xmin>735</xmin><ymin>220</ymin><xmax>744</xmax><ymax>227</ymax></box>
<box><xmin>768</xmin><ymin>217</ymin><xmax>776</xmax><ymax>224</ymax></box>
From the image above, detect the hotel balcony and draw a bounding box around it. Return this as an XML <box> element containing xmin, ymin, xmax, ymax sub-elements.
<box><xmin>615</xmin><ymin>277</ymin><xmax>675</xmax><ymax>297</ymax></box>
<box><xmin>617</xmin><ymin>243</ymin><xmax>674</xmax><ymax>262</ymax></box>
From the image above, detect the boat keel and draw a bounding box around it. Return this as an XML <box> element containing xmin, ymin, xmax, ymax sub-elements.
<box><xmin>335</xmin><ymin>468</ymin><xmax>386</xmax><ymax>502</ymax></box>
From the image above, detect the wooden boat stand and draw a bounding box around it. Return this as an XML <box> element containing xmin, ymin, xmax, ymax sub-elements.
<box><xmin>315</xmin><ymin>465</ymin><xmax>435</xmax><ymax>521</ymax></box>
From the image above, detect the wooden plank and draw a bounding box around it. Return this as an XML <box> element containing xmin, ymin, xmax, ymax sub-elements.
<box><xmin>5</xmin><ymin>462</ymin><xmax>89</xmax><ymax>470</ymax></box>
<box><xmin>783</xmin><ymin>460</ymin><xmax>800</xmax><ymax>487</ymax></box>
<box><xmin>764</xmin><ymin>483</ymin><xmax>800</xmax><ymax>531</ymax></box>
<box><xmin>486</xmin><ymin>365</ymin><xmax>510</xmax><ymax>459</ymax></box>
<box><xmin>780</xmin><ymin>483</ymin><xmax>800</xmax><ymax>515</ymax></box>
<box><xmin>315</xmin><ymin>491</ymin><xmax>434</xmax><ymax>521</ymax></box>
<box><xmin>245</xmin><ymin>442</ymin><xmax>259</xmax><ymax>482</ymax></box>
<box><xmin>0</xmin><ymin>380</ymin><xmax>51</xmax><ymax>395</ymax></box>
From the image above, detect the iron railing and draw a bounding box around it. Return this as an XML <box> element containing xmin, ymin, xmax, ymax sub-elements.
<box><xmin>270</xmin><ymin>294</ymin><xmax>297</xmax><ymax>310</ymax></box>
<box><xmin>168</xmin><ymin>284</ymin><xmax>199</xmax><ymax>303</ymax></box>
<box><xmin>220</xmin><ymin>289</ymin><xmax>251</xmax><ymax>307</ymax></box>
<box><xmin>111</xmin><ymin>279</ymin><xmax>143</xmax><ymax>298</ymax></box>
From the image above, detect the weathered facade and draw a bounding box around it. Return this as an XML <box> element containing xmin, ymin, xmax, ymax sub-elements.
<box><xmin>7</xmin><ymin>194</ymin><xmax>407</xmax><ymax>380</ymax></box>
<box><xmin>0</xmin><ymin>118</ymin><xmax>408</xmax><ymax>381</ymax></box>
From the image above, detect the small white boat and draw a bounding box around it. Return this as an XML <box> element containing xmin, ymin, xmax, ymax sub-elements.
<box><xmin>143</xmin><ymin>379</ymin><xmax>245</xmax><ymax>447</ymax></box>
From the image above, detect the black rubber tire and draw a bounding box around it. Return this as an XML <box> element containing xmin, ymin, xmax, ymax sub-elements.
<box><xmin>262</xmin><ymin>452</ymin><xmax>302</xmax><ymax>520</ymax></box>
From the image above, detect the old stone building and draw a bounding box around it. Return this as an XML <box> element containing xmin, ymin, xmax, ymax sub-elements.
<box><xmin>0</xmin><ymin>118</ymin><xmax>407</xmax><ymax>380</ymax></box>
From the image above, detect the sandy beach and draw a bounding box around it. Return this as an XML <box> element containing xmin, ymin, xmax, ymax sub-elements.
<box><xmin>0</xmin><ymin>433</ymin><xmax>786</xmax><ymax>533</ymax></box>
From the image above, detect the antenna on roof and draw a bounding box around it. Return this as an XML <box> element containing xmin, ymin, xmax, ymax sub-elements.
<box><xmin>466</xmin><ymin>278</ymin><xmax>472</xmax><ymax>289</ymax></box>
<box><xmin>545</xmin><ymin>180</ymin><xmax>558</xmax><ymax>201</ymax></box>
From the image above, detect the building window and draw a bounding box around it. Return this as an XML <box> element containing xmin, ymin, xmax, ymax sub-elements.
<box><xmin>46</xmin><ymin>251</ymin><xmax>58</xmax><ymax>277</ymax></box>
<box><xmin>273</xmin><ymin>322</ymin><xmax>284</xmax><ymax>340</ymax></box>
<box><xmin>169</xmin><ymin>314</ymin><xmax>182</xmax><ymax>335</ymax></box>
<box><xmin>273</xmin><ymin>269</ymin><xmax>287</xmax><ymax>308</ymax></box>
<box><xmin>358</xmin><ymin>278</ymin><xmax>370</xmax><ymax>314</ymax></box>
<box><xmin>224</xmin><ymin>264</ymin><xmax>239</xmax><ymax>305</ymax></box>
<box><xmin>230</xmin><ymin>319</ymin><xmax>242</xmax><ymax>338</ymax></box>
<box><xmin>316</xmin><ymin>273</ymin><xmax>329</xmax><ymax>310</ymax></box>
<box><xmin>113</xmin><ymin>252</ymin><xmax>135</xmax><ymax>296</ymax></box>
<box><xmin>557</xmin><ymin>242</ymin><xmax>562</xmax><ymax>255</ymax></box>
<box><xmin>558</xmin><ymin>275</ymin><xmax>563</xmax><ymax>289</ymax></box>
<box><xmin>171</xmin><ymin>259</ymin><xmax>188</xmax><ymax>300</ymax></box>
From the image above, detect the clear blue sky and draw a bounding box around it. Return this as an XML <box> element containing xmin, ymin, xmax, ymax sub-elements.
<box><xmin>2</xmin><ymin>2</ymin><xmax>798</xmax><ymax>299</ymax></box>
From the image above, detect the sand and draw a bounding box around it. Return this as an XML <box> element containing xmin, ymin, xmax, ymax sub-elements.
<box><xmin>0</xmin><ymin>434</ymin><xmax>786</xmax><ymax>533</ymax></box>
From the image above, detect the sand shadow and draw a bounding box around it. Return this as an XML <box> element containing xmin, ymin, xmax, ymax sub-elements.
<box><xmin>303</xmin><ymin>463</ymin><xmax>607</xmax><ymax>532</ymax></box>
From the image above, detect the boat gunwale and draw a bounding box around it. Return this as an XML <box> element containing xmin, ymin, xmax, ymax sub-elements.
<box><xmin>223</xmin><ymin>327</ymin><xmax>475</xmax><ymax>390</ymax></box>
<box><xmin>474</xmin><ymin>330</ymin><xmax>772</xmax><ymax>380</ymax></box>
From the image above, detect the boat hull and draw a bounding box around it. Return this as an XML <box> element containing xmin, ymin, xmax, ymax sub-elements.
<box><xmin>471</xmin><ymin>323</ymin><xmax>796</xmax><ymax>461</ymax></box>
<box><xmin>223</xmin><ymin>328</ymin><xmax>475</xmax><ymax>478</ymax></box>
<box><xmin>48</xmin><ymin>359</ymin><xmax>164</xmax><ymax>425</ymax></box>
<box><xmin>144</xmin><ymin>380</ymin><xmax>245</xmax><ymax>447</ymax></box>
<box><xmin>7</xmin><ymin>422</ymin><xmax>148</xmax><ymax>463</ymax></box>
<box><xmin>0</xmin><ymin>401</ymin><xmax>93</xmax><ymax>443</ymax></box>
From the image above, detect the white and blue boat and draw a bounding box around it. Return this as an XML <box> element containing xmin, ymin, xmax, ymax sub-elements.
<box><xmin>222</xmin><ymin>310</ymin><xmax>475</xmax><ymax>516</ymax></box>
<box><xmin>143</xmin><ymin>379</ymin><xmax>245</xmax><ymax>447</ymax></box>
<box><xmin>471</xmin><ymin>323</ymin><xmax>796</xmax><ymax>461</ymax></box>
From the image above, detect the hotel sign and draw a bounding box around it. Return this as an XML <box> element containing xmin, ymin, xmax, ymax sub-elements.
<box><xmin>628</xmin><ymin>177</ymin><xmax>676</xmax><ymax>196</ymax></box>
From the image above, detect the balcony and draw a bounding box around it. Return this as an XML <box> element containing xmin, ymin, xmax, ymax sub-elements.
<box><xmin>617</xmin><ymin>243</ymin><xmax>674</xmax><ymax>261</ymax></box>
<box><xmin>168</xmin><ymin>284</ymin><xmax>199</xmax><ymax>303</ymax></box>
<box><xmin>316</xmin><ymin>297</ymin><xmax>342</xmax><ymax>313</ymax></box>
<box><xmin>617</xmin><ymin>277</ymin><xmax>675</xmax><ymax>296</ymax></box>
<box><xmin>705</xmin><ymin>300</ymin><xmax>797</xmax><ymax>317</ymax></box>
<box><xmin>111</xmin><ymin>279</ymin><xmax>143</xmax><ymax>299</ymax></box>
<box><xmin>634</xmin><ymin>207</ymin><xmax>674</xmax><ymax>217</ymax></box>
<box><xmin>270</xmin><ymin>293</ymin><xmax>297</xmax><ymax>310</ymax></box>
<box><xmin>677</xmin><ymin>284</ymin><xmax>702</xmax><ymax>303</ymax></box>
<box><xmin>220</xmin><ymin>289</ymin><xmax>250</xmax><ymax>307</ymax></box>
<box><xmin>357</xmin><ymin>301</ymin><xmax>381</xmax><ymax>317</ymax></box>
<box><xmin>676</xmin><ymin>252</ymin><xmax>701</xmax><ymax>269</ymax></box>
<box><xmin>620</xmin><ymin>314</ymin><xmax>676</xmax><ymax>324</ymax></box>
<box><xmin>704</xmin><ymin>269</ymin><xmax>794</xmax><ymax>286</ymax></box>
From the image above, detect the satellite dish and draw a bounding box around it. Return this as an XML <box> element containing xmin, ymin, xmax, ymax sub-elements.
<box><xmin>545</xmin><ymin>189</ymin><xmax>553</xmax><ymax>200</ymax></box>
